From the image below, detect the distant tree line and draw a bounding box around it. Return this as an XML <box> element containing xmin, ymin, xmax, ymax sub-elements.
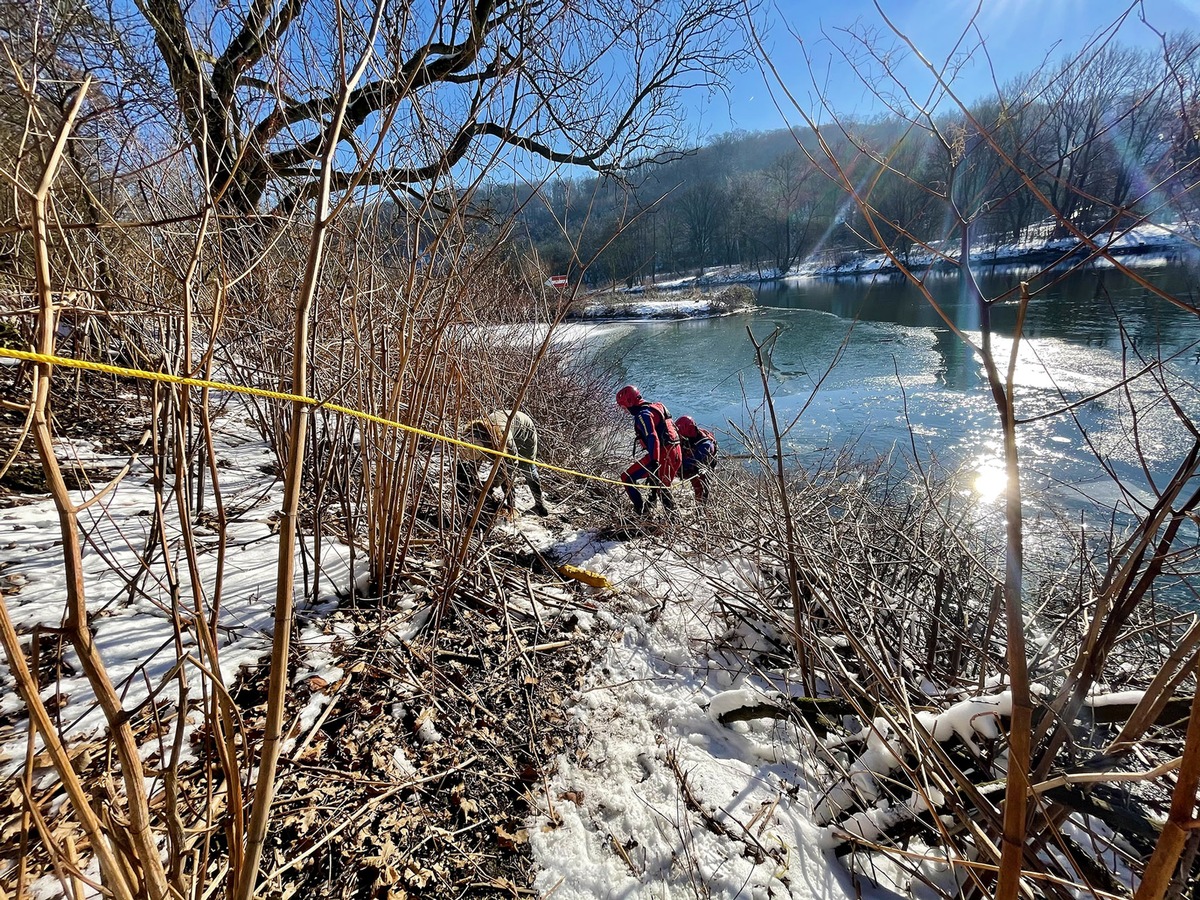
<box><xmin>478</xmin><ymin>34</ymin><xmax>1200</xmax><ymax>287</ymax></box>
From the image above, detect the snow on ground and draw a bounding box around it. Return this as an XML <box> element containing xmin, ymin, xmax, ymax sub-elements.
<box><xmin>577</xmin><ymin>297</ymin><xmax>714</xmax><ymax>319</ymax></box>
<box><xmin>575</xmin><ymin>295</ymin><xmax>750</xmax><ymax>320</ymax></box>
<box><xmin>515</xmin><ymin>514</ymin><xmax>1068</xmax><ymax>899</ymax></box>
<box><xmin>616</xmin><ymin>266</ymin><xmax>784</xmax><ymax>294</ymax></box>
<box><xmin>0</xmin><ymin>405</ymin><xmax>355</xmax><ymax>778</ymax></box>
<box><xmin>791</xmin><ymin>222</ymin><xmax>1198</xmax><ymax>278</ymax></box>
<box><xmin>3</xmin><ymin>394</ymin><xmax>1156</xmax><ymax>898</ymax></box>
<box><xmin>523</xmin><ymin>523</ymin><xmax>875</xmax><ymax>900</ymax></box>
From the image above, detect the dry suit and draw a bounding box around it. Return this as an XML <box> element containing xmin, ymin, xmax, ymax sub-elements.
<box><xmin>620</xmin><ymin>401</ymin><xmax>682</xmax><ymax>514</ymax></box>
<box><xmin>679</xmin><ymin>424</ymin><xmax>718</xmax><ymax>503</ymax></box>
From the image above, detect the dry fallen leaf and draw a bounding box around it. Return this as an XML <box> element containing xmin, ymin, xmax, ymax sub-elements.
<box><xmin>448</xmin><ymin>781</ymin><xmax>479</xmax><ymax>818</ymax></box>
<box><xmin>494</xmin><ymin>823</ymin><xmax>529</xmax><ymax>849</ymax></box>
<box><xmin>402</xmin><ymin>860</ymin><xmax>435</xmax><ymax>888</ymax></box>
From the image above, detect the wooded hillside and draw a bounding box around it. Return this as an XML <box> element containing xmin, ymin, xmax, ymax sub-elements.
<box><xmin>486</xmin><ymin>34</ymin><xmax>1200</xmax><ymax>286</ymax></box>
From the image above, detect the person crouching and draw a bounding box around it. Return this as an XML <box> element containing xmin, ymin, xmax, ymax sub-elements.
<box><xmin>456</xmin><ymin>410</ymin><xmax>550</xmax><ymax>517</ymax></box>
<box><xmin>676</xmin><ymin>415</ymin><xmax>719</xmax><ymax>504</ymax></box>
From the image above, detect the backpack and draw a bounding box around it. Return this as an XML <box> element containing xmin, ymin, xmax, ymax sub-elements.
<box><xmin>640</xmin><ymin>401</ymin><xmax>680</xmax><ymax>450</ymax></box>
<box><xmin>696</xmin><ymin>426</ymin><xmax>718</xmax><ymax>467</ymax></box>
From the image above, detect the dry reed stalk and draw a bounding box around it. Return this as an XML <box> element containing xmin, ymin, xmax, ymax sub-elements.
<box><xmin>957</xmin><ymin>242</ymin><xmax>1032</xmax><ymax>900</ymax></box>
<box><xmin>746</xmin><ymin>325</ymin><xmax>811</xmax><ymax>692</ymax></box>
<box><xmin>23</xmin><ymin>77</ymin><xmax>172</xmax><ymax>900</ymax></box>
<box><xmin>0</xmin><ymin>602</ymin><xmax>135</xmax><ymax>900</ymax></box>
<box><xmin>144</xmin><ymin>392</ymin><xmax>198</xmax><ymax>897</ymax></box>
<box><xmin>693</xmin><ymin>455</ymin><xmax>1051</xmax><ymax>881</ymax></box>
<box><xmin>1133</xmin><ymin>656</ymin><xmax>1200</xmax><ymax>900</ymax></box>
<box><xmin>235</xmin><ymin>6</ymin><xmax>388</xmax><ymax>895</ymax></box>
<box><xmin>15</xmin><ymin>629</ymin><xmax>39</xmax><ymax>900</ymax></box>
<box><xmin>1111</xmin><ymin>618</ymin><xmax>1200</xmax><ymax>751</ymax></box>
<box><xmin>1034</xmin><ymin>447</ymin><xmax>1200</xmax><ymax>777</ymax></box>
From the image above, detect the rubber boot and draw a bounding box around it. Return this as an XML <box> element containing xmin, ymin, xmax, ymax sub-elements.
<box><xmin>628</xmin><ymin>489</ymin><xmax>646</xmax><ymax>516</ymax></box>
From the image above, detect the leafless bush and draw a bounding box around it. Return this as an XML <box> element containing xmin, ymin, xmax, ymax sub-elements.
<box><xmin>0</xmin><ymin>13</ymin><xmax>741</xmax><ymax>897</ymax></box>
<box><xmin>686</xmin><ymin>430</ymin><xmax>1197</xmax><ymax>896</ymax></box>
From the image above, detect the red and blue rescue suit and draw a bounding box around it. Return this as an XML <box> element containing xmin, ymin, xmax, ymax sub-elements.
<box><xmin>620</xmin><ymin>401</ymin><xmax>682</xmax><ymax>514</ymax></box>
<box><xmin>680</xmin><ymin>425</ymin><xmax>718</xmax><ymax>503</ymax></box>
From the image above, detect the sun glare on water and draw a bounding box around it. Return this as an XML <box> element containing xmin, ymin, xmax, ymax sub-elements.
<box><xmin>973</xmin><ymin>462</ymin><xmax>1008</xmax><ymax>503</ymax></box>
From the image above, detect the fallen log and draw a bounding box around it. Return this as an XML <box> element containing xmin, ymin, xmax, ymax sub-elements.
<box><xmin>715</xmin><ymin>692</ymin><xmax>1194</xmax><ymax>736</ymax></box>
<box><xmin>711</xmin><ymin>688</ymin><xmax>1189</xmax><ymax>871</ymax></box>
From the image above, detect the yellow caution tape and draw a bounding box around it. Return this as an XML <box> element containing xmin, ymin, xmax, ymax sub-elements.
<box><xmin>557</xmin><ymin>564</ymin><xmax>613</xmax><ymax>589</ymax></box>
<box><xmin>0</xmin><ymin>346</ymin><xmax>662</xmax><ymax>490</ymax></box>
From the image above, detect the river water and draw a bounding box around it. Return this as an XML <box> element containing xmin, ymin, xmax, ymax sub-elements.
<box><xmin>586</xmin><ymin>264</ymin><xmax>1200</xmax><ymax>524</ymax></box>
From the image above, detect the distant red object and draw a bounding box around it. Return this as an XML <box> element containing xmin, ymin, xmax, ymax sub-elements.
<box><xmin>547</xmin><ymin>275</ymin><xmax>569</xmax><ymax>289</ymax></box>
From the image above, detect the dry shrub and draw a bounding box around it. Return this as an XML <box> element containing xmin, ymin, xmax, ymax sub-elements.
<box><xmin>691</xmin><ymin>446</ymin><xmax>1199</xmax><ymax>897</ymax></box>
<box><xmin>255</xmin><ymin>212</ymin><xmax>626</xmax><ymax>596</ymax></box>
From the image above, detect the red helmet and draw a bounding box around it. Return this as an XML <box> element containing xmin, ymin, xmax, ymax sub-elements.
<box><xmin>616</xmin><ymin>385</ymin><xmax>642</xmax><ymax>408</ymax></box>
<box><xmin>676</xmin><ymin>415</ymin><xmax>699</xmax><ymax>438</ymax></box>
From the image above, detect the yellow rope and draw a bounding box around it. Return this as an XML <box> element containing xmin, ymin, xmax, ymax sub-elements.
<box><xmin>0</xmin><ymin>346</ymin><xmax>653</xmax><ymax>490</ymax></box>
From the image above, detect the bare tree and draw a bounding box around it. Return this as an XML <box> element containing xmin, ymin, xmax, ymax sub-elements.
<box><xmin>131</xmin><ymin>0</ymin><xmax>749</xmax><ymax>218</ymax></box>
<box><xmin>760</xmin><ymin>147</ymin><xmax>823</xmax><ymax>273</ymax></box>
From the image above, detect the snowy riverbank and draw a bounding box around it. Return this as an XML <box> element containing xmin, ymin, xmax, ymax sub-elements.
<box><xmin>0</xmin><ymin>390</ymin><xmax>1183</xmax><ymax>899</ymax></box>
<box><xmin>806</xmin><ymin>221</ymin><xmax>1197</xmax><ymax>277</ymax></box>
<box><xmin>0</xmin><ymin>413</ymin><xmax>355</xmax><ymax>781</ymax></box>
<box><xmin>570</xmin><ymin>284</ymin><xmax>756</xmax><ymax>320</ymax></box>
<box><xmin>591</xmin><ymin>221</ymin><xmax>1199</xmax><ymax>307</ymax></box>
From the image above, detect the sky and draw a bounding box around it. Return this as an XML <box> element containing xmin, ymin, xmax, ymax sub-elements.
<box><xmin>695</xmin><ymin>0</ymin><xmax>1200</xmax><ymax>135</ymax></box>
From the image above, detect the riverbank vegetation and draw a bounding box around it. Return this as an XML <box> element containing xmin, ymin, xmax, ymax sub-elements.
<box><xmin>747</xmin><ymin>8</ymin><xmax>1200</xmax><ymax>900</ymax></box>
<box><xmin>0</xmin><ymin>2</ymin><xmax>1198</xmax><ymax>900</ymax></box>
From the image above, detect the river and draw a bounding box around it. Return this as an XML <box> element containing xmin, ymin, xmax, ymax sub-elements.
<box><xmin>586</xmin><ymin>264</ymin><xmax>1200</xmax><ymax>525</ymax></box>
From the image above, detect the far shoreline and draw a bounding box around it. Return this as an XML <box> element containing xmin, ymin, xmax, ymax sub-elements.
<box><xmin>577</xmin><ymin>222</ymin><xmax>1199</xmax><ymax>313</ymax></box>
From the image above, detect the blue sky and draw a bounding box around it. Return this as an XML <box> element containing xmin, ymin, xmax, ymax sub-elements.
<box><xmin>695</xmin><ymin>0</ymin><xmax>1200</xmax><ymax>135</ymax></box>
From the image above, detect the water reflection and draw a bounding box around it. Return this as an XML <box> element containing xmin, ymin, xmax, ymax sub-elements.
<box><xmin>933</xmin><ymin>327</ymin><xmax>978</xmax><ymax>391</ymax></box>
<box><xmin>758</xmin><ymin>266</ymin><xmax>1200</xmax><ymax>392</ymax></box>
<box><xmin>972</xmin><ymin>459</ymin><xmax>1008</xmax><ymax>504</ymax></box>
